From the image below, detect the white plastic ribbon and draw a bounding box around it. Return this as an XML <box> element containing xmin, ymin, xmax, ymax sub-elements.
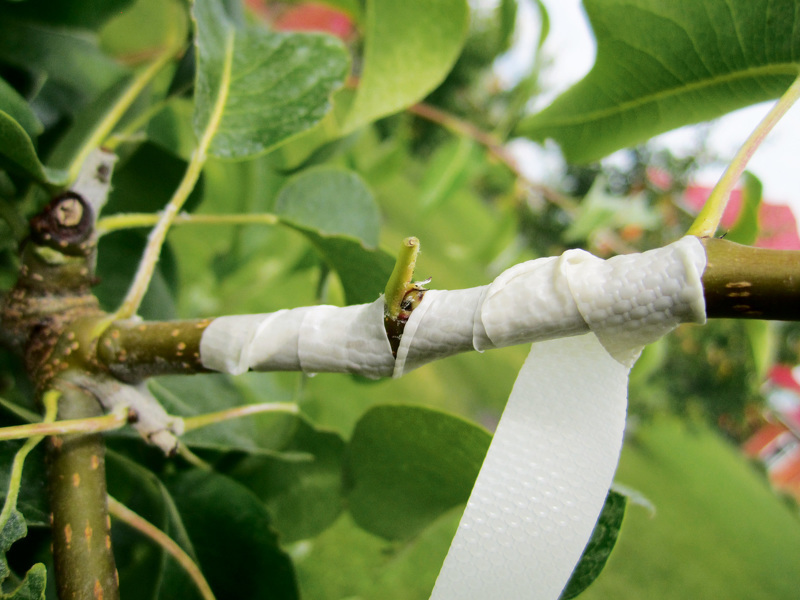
<box><xmin>199</xmin><ymin>236</ymin><xmax>708</xmax><ymax>599</ymax></box>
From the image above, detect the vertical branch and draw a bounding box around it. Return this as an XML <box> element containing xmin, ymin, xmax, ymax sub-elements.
<box><xmin>46</xmin><ymin>381</ymin><xmax>119</xmax><ymax>600</ymax></box>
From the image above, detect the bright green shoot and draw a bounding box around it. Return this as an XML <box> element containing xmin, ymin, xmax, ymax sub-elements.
<box><xmin>688</xmin><ymin>74</ymin><xmax>800</xmax><ymax>238</ymax></box>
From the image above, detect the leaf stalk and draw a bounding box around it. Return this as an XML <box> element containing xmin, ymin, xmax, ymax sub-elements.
<box><xmin>688</xmin><ymin>74</ymin><xmax>800</xmax><ymax>238</ymax></box>
<box><xmin>107</xmin><ymin>496</ymin><xmax>217</xmax><ymax>600</ymax></box>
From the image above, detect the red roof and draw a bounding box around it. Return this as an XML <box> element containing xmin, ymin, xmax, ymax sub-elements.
<box><xmin>743</xmin><ymin>421</ymin><xmax>789</xmax><ymax>456</ymax></box>
<box><xmin>768</xmin><ymin>365</ymin><xmax>800</xmax><ymax>394</ymax></box>
<box><xmin>683</xmin><ymin>185</ymin><xmax>800</xmax><ymax>250</ymax></box>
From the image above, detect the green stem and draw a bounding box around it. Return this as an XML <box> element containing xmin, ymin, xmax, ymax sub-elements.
<box><xmin>688</xmin><ymin>74</ymin><xmax>800</xmax><ymax>237</ymax></box>
<box><xmin>182</xmin><ymin>402</ymin><xmax>299</xmax><ymax>432</ymax></box>
<box><xmin>113</xmin><ymin>33</ymin><xmax>234</xmax><ymax>320</ymax></box>
<box><xmin>0</xmin><ymin>391</ymin><xmax>58</xmax><ymax>527</ymax></box>
<box><xmin>408</xmin><ymin>103</ymin><xmax>577</xmax><ymax>215</ymax></box>
<box><xmin>103</xmin><ymin>97</ymin><xmax>172</xmax><ymax>152</ymax></box>
<box><xmin>0</xmin><ymin>405</ymin><xmax>127</xmax><ymax>442</ymax></box>
<box><xmin>97</xmin><ymin>212</ymin><xmax>280</xmax><ymax>236</ymax></box>
<box><xmin>47</xmin><ymin>380</ymin><xmax>119</xmax><ymax>600</ymax></box>
<box><xmin>107</xmin><ymin>496</ymin><xmax>217</xmax><ymax>600</ymax></box>
<box><xmin>65</xmin><ymin>43</ymin><xmax>181</xmax><ymax>185</ymax></box>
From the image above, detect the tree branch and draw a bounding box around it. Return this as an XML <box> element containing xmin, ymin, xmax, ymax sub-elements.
<box><xmin>46</xmin><ymin>380</ymin><xmax>119</xmax><ymax>600</ymax></box>
<box><xmin>93</xmin><ymin>238</ymin><xmax>800</xmax><ymax>382</ymax></box>
<box><xmin>701</xmin><ymin>237</ymin><xmax>800</xmax><ymax>320</ymax></box>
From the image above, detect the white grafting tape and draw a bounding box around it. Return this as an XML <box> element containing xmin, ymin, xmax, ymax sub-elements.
<box><xmin>199</xmin><ymin>237</ymin><xmax>707</xmax><ymax>599</ymax></box>
<box><xmin>429</xmin><ymin>333</ymin><xmax>629</xmax><ymax>599</ymax></box>
<box><xmin>428</xmin><ymin>236</ymin><xmax>707</xmax><ymax>599</ymax></box>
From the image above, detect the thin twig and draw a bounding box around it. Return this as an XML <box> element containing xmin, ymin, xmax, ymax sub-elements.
<box><xmin>66</xmin><ymin>43</ymin><xmax>182</xmax><ymax>183</ymax></box>
<box><xmin>0</xmin><ymin>391</ymin><xmax>58</xmax><ymax>526</ymax></box>
<box><xmin>107</xmin><ymin>495</ymin><xmax>217</xmax><ymax>600</ymax></box>
<box><xmin>0</xmin><ymin>405</ymin><xmax>128</xmax><ymax>441</ymax></box>
<box><xmin>408</xmin><ymin>102</ymin><xmax>578</xmax><ymax>215</ymax></box>
<box><xmin>97</xmin><ymin>212</ymin><xmax>280</xmax><ymax>236</ymax></box>
<box><xmin>113</xmin><ymin>29</ymin><xmax>234</xmax><ymax>320</ymax></box>
<box><xmin>181</xmin><ymin>402</ymin><xmax>299</xmax><ymax>432</ymax></box>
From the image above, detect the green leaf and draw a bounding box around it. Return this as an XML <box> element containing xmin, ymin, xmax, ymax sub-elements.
<box><xmin>1</xmin><ymin>562</ymin><xmax>46</xmax><ymax>600</ymax></box>
<box><xmin>226</xmin><ymin>419</ymin><xmax>347</xmax><ymax>542</ymax></box>
<box><xmin>563</xmin><ymin>176</ymin><xmax>661</xmax><ymax>242</ymax></box>
<box><xmin>275</xmin><ymin>166</ymin><xmax>381</xmax><ymax>248</ymax></box>
<box><xmin>95</xmin><ymin>229</ymin><xmax>179</xmax><ymax>320</ymax></box>
<box><xmin>338</xmin><ymin>0</ymin><xmax>470</xmax><ymax>134</ymax></box>
<box><xmin>106</xmin><ymin>453</ymin><xmax>204</xmax><ymax>600</ymax></box>
<box><xmin>295</xmin><ymin>510</ymin><xmax>460</xmax><ymax>600</ymax></box>
<box><xmin>147</xmin><ymin>98</ymin><xmax>196</xmax><ymax>161</ymax></box>
<box><xmin>99</xmin><ymin>0</ymin><xmax>189</xmax><ymax>60</ymax></box>
<box><xmin>725</xmin><ymin>171</ymin><xmax>762</xmax><ymax>245</ymax></box>
<box><xmin>0</xmin><ymin>510</ymin><xmax>26</xmax><ymax>584</ymax></box>
<box><xmin>0</xmin><ymin>0</ymin><xmax>134</xmax><ymax>30</ymax></box>
<box><xmin>0</xmin><ymin>444</ymin><xmax>48</xmax><ymax>528</ymax></box>
<box><xmin>0</xmin><ymin>80</ymin><xmax>41</xmax><ymax>139</ymax></box>
<box><xmin>273</xmin><ymin>166</ymin><xmax>395</xmax><ymax>305</ymax></box>
<box><xmin>346</xmin><ymin>405</ymin><xmax>490</xmax><ymax>540</ymax></box>
<box><xmin>517</xmin><ymin>0</ymin><xmax>800</xmax><ymax>163</ymax></box>
<box><xmin>418</xmin><ymin>137</ymin><xmax>478</xmax><ymax>211</ymax></box>
<box><xmin>0</xmin><ymin>113</ymin><xmax>68</xmax><ymax>186</ymax></box>
<box><xmin>300</xmin><ymin>233</ymin><xmax>396</xmax><ymax>305</ymax></box>
<box><xmin>560</xmin><ymin>490</ymin><xmax>627</xmax><ymax>600</ymax></box>
<box><xmin>0</xmin><ymin>18</ymin><xmax>127</xmax><ymax>103</ymax></box>
<box><xmin>274</xmin><ymin>0</ymin><xmax>470</xmax><ymax>166</ymax></box>
<box><xmin>165</xmin><ymin>469</ymin><xmax>299</xmax><ymax>600</ymax></box>
<box><xmin>192</xmin><ymin>0</ymin><xmax>349</xmax><ymax>159</ymax></box>
<box><xmin>45</xmin><ymin>74</ymin><xmax>138</xmax><ymax>173</ymax></box>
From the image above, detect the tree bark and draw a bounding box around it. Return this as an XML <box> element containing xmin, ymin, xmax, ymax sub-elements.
<box><xmin>46</xmin><ymin>381</ymin><xmax>119</xmax><ymax>600</ymax></box>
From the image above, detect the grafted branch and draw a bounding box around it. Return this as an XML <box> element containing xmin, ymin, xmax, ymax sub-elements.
<box><xmin>92</xmin><ymin>238</ymin><xmax>800</xmax><ymax>380</ymax></box>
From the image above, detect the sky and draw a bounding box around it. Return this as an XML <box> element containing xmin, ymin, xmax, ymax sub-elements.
<box><xmin>495</xmin><ymin>0</ymin><xmax>800</xmax><ymax>221</ymax></box>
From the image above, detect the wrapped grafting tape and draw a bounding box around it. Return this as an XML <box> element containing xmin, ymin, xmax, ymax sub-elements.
<box><xmin>199</xmin><ymin>237</ymin><xmax>707</xmax><ymax>599</ymax></box>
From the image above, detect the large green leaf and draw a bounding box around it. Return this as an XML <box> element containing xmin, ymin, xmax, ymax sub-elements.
<box><xmin>338</xmin><ymin>0</ymin><xmax>470</xmax><ymax>134</ymax></box>
<box><xmin>274</xmin><ymin>0</ymin><xmax>470</xmax><ymax>166</ymax></box>
<box><xmin>345</xmin><ymin>405</ymin><xmax>490</xmax><ymax>540</ymax></box>
<box><xmin>192</xmin><ymin>0</ymin><xmax>349</xmax><ymax>159</ymax></box>
<box><xmin>99</xmin><ymin>0</ymin><xmax>188</xmax><ymax>60</ymax></box>
<box><xmin>517</xmin><ymin>0</ymin><xmax>800</xmax><ymax>163</ymax></box>
<box><xmin>165</xmin><ymin>469</ymin><xmax>298</xmax><ymax>600</ymax></box>
<box><xmin>225</xmin><ymin>419</ymin><xmax>346</xmax><ymax>542</ymax></box>
<box><xmin>304</xmin><ymin>235</ymin><xmax>395</xmax><ymax>305</ymax></box>
<box><xmin>275</xmin><ymin>166</ymin><xmax>381</xmax><ymax>247</ymax></box>
<box><xmin>295</xmin><ymin>510</ymin><xmax>460</xmax><ymax>600</ymax></box>
<box><xmin>273</xmin><ymin>166</ymin><xmax>394</xmax><ymax>305</ymax></box>
<box><xmin>106</xmin><ymin>454</ymin><xmax>202</xmax><ymax>600</ymax></box>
